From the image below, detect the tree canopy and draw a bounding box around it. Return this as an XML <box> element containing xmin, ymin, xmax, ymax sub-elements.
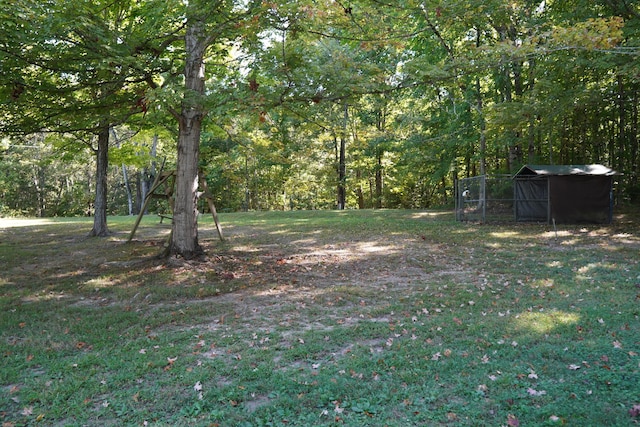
<box><xmin>1</xmin><ymin>0</ymin><xmax>639</xmax><ymax>253</ymax></box>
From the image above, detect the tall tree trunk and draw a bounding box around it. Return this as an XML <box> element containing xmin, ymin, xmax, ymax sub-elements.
<box><xmin>375</xmin><ymin>148</ymin><xmax>383</xmax><ymax>209</ymax></box>
<box><xmin>89</xmin><ymin>123</ymin><xmax>110</xmax><ymax>237</ymax></box>
<box><xmin>122</xmin><ymin>164</ymin><xmax>133</xmax><ymax>215</ymax></box>
<box><xmin>475</xmin><ymin>30</ymin><xmax>486</xmax><ymax>177</ymax></box>
<box><xmin>355</xmin><ymin>169</ymin><xmax>365</xmax><ymax>209</ymax></box>
<box><xmin>630</xmin><ymin>88</ymin><xmax>639</xmax><ymax>202</ymax></box>
<box><xmin>617</xmin><ymin>75</ymin><xmax>626</xmax><ymax>172</ymax></box>
<box><xmin>137</xmin><ymin>134</ymin><xmax>159</xmax><ymax>214</ymax></box>
<box><xmin>32</xmin><ymin>169</ymin><xmax>44</xmax><ymax>217</ymax></box>
<box><xmin>337</xmin><ymin>102</ymin><xmax>347</xmax><ymax>210</ymax></box>
<box><xmin>169</xmin><ymin>20</ymin><xmax>206</xmax><ymax>258</ymax></box>
<box><xmin>110</xmin><ymin>128</ymin><xmax>134</xmax><ymax>215</ymax></box>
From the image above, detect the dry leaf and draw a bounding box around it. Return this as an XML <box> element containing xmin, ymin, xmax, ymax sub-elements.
<box><xmin>527</xmin><ymin>388</ymin><xmax>547</xmax><ymax>396</ymax></box>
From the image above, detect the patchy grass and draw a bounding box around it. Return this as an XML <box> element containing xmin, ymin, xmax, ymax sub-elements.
<box><xmin>1</xmin><ymin>210</ymin><xmax>639</xmax><ymax>426</ymax></box>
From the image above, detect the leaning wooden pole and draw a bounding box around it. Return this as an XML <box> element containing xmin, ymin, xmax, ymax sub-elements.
<box><xmin>127</xmin><ymin>160</ymin><xmax>166</xmax><ymax>242</ymax></box>
<box><xmin>199</xmin><ymin>175</ymin><xmax>224</xmax><ymax>241</ymax></box>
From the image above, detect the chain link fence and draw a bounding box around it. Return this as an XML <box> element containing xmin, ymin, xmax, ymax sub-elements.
<box><xmin>455</xmin><ymin>175</ymin><xmax>514</xmax><ymax>222</ymax></box>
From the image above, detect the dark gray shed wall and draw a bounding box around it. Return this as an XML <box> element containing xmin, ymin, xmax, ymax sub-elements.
<box><xmin>513</xmin><ymin>165</ymin><xmax>617</xmax><ymax>224</ymax></box>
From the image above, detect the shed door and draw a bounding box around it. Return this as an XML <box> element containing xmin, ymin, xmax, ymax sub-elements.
<box><xmin>514</xmin><ymin>177</ymin><xmax>548</xmax><ymax>222</ymax></box>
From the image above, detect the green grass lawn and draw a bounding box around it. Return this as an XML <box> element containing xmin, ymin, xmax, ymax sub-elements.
<box><xmin>1</xmin><ymin>210</ymin><xmax>639</xmax><ymax>426</ymax></box>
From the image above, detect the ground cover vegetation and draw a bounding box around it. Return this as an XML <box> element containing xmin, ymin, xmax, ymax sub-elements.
<box><xmin>1</xmin><ymin>210</ymin><xmax>639</xmax><ymax>426</ymax></box>
<box><xmin>2</xmin><ymin>1</ymin><xmax>640</xmax><ymax>257</ymax></box>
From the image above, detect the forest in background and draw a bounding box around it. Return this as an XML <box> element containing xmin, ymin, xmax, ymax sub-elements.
<box><xmin>1</xmin><ymin>0</ymin><xmax>639</xmax><ymax>218</ymax></box>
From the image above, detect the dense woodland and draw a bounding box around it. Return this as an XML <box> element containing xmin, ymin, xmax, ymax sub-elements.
<box><xmin>1</xmin><ymin>1</ymin><xmax>639</xmax><ymax>253</ymax></box>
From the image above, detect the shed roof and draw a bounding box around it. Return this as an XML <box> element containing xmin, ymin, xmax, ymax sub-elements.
<box><xmin>515</xmin><ymin>164</ymin><xmax>619</xmax><ymax>177</ymax></box>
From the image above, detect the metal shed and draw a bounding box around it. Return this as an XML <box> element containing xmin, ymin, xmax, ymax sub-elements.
<box><xmin>513</xmin><ymin>164</ymin><xmax>619</xmax><ymax>224</ymax></box>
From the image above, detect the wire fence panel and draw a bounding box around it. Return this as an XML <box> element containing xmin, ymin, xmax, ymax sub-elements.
<box><xmin>456</xmin><ymin>175</ymin><xmax>514</xmax><ymax>223</ymax></box>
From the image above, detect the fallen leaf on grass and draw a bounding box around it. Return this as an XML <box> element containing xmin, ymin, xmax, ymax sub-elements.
<box><xmin>507</xmin><ymin>414</ymin><xmax>520</xmax><ymax>426</ymax></box>
<box><xmin>568</xmin><ymin>364</ymin><xmax>581</xmax><ymax>370</ymax></box>
<box><xmin>613</xmin><ymin>340</ymin><xmax>622</xmax><ymax>349</ymax></box>
<box><xmin>527</xmin><ymin>388</ymin><xmax>547</xmax><ymax>396</ymax></box>
<box><xmin>629</xmin><ymin>404</ymin><xmax>640</xmax><ymax>417</ymax></box>
<box><xmin>164</xmin><ymin>357</ymin><xmax>177</xmax><ymax>371</ymax></box>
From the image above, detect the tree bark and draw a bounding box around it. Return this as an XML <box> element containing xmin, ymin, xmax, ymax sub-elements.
<box><xmin>375</xmin><ymin>148</ymin><xmax>383</xmax><ymax>209</ymax></box>
<box><xmin>89</xmin><ymin>123</ymin><xmax>110</xmax><ymax>237</ymax></box>
<box><xmin>169</xmin><ymin>20</ymin><xmax>206</xmax><ymax>258</ymax></box>
<box><xmin>110</xmin><ymin>128</ymin><xmax>134</xmax><ymax>215</ymax></box>
<box><xmin>337</xmin><ymin>101</ymin><xmax>348</xmax><ymax>210</ymax></box>
<box><xmin>355</xmin><ymin>169</ymin><xmax>365</xmax><ymax>209</ymax></box>
<box><xmin>138</xmin><ymin>134</ymin><xmax>158</xmax><ymax>214</ymax></box>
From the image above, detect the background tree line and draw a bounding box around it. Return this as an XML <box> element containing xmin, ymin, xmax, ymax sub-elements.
<box><xmin>1</xmin><ymin>0</ymin><xmax>639</xmax><ymax>221</ymax></box>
